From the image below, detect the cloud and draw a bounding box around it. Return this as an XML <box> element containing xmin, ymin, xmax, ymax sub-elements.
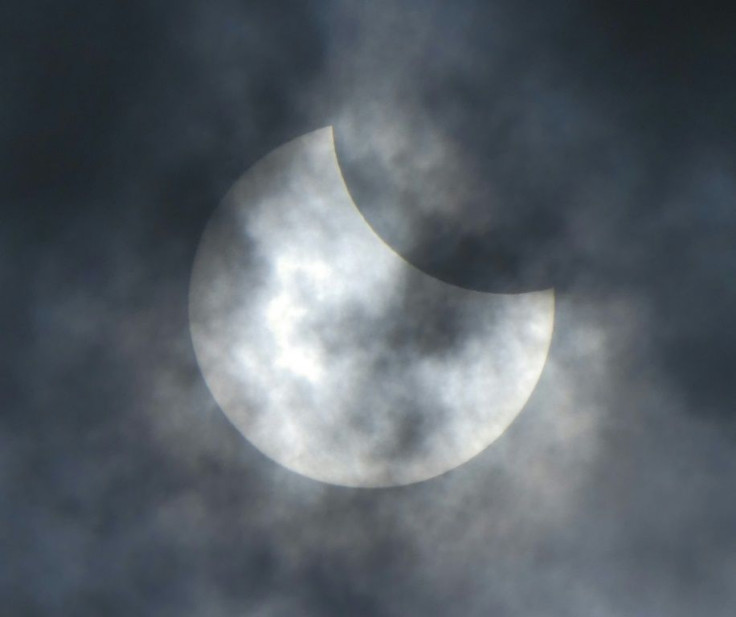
<box><xmin>4</xmin><ymin>1</ymin><xmax>736</xmax><ymax>615</ymax></box>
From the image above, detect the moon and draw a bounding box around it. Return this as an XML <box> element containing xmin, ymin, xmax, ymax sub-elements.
<box><xmin>189</xmin><ymin>127</ymin><xmax>555</xmax><ymax>488</ymax></box>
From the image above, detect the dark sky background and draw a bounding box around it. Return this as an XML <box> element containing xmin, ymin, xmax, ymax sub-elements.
<box><xmin>3</xmin><ymin>1</ymin><xmax>736</xmax><ymax>615</ymax></box>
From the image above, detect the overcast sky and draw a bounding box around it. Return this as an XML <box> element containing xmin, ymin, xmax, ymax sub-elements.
<box><xmin>4</xmin><ymin>1</ymin><xmax>736</xmax><ymax>615</ymax></box>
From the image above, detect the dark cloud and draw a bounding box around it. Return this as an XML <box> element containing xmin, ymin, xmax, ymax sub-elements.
<box><xmin>3</xmin><ymin>0</ymin><xmax>736</xmax><ymax>615</ymax></box>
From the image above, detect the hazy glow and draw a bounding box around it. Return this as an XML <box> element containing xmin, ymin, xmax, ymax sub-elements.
<box><xmin>189</xmin><ymin>127</ymin><xmax>555</xmax><ymax>487</ymax></box>
<box><xmin>265</xmin><ymin>256</ymin><xmax>332</xmax><ymax>384</ymax></box>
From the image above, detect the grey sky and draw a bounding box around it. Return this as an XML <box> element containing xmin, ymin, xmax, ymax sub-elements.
<box><xmin>3</xmin><ymin>1</ymin><xmax>736</xmax><ymax>615</ymax></box>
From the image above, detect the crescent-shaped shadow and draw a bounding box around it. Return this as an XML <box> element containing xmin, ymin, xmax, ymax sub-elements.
<box><xmin>333</xmin><ymin>123</ymin><xmax>562</xmax><ymax>294</ymax></box>
<box><xmin>189</xmin><ymin>127</ymin><xmax>555</xmax><ymax>488</ymax></box>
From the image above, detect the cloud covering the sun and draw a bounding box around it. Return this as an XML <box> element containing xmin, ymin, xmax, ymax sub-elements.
<box><xmin>4</xmin><ymin>0</ymin><xmax>736</xmax><ymax>615</ymax></box>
